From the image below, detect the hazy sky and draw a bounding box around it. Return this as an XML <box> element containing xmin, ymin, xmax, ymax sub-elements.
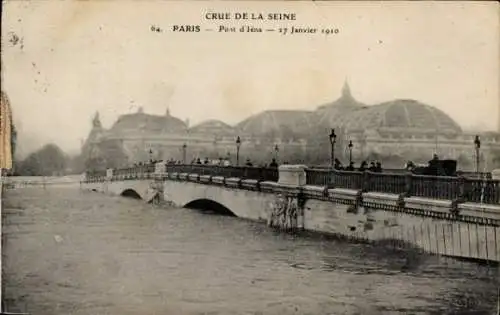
<box><xmin>1</xmin><ymin>1</ymin><xmax>499</xmax><ymax>156</ymax></box>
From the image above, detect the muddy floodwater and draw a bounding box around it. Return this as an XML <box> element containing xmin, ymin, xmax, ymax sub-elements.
<box><xmin>2</xmin><ymin>187</ymin><xmax>499</xmax><ymax>314</ymax></box>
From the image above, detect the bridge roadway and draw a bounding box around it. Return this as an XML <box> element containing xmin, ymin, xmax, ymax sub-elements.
<box><xmin>82</xmin><ymin>163</ymin><xmax>500</xmax><ymax>264</ymax></box>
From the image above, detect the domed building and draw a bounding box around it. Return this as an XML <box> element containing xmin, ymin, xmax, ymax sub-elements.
<box><xmin>109</xmin><ymin>107</ymin><xmax>188</xmax><ymax>135</ymax></box>
<box><xmin>189</xmin><ymin>119</ymin><xmax>237</xmax><ymax>137</ymax></box>
<box><xmin>236</xmin><ymin>110</ymin><xmax>316</xmax><ymax>139</ymax></box>
<box><xmin>314</xmin><ymin>81</ymin><xmax>366</xmax><ymax>128</ymax></box>
<box><xmin>307</xmin><ymin>82</ymin><xmax>499</xmax><ymax>168</ymax></box>
<box><xmin>330</xmin><ymin>99</ymin><xmax>462</xmax><ymax>134</ymax></box>
<box><xmin>82</xmin><ymin>81</ymin><xmax>500</xmax><ymax>170</ymax></box>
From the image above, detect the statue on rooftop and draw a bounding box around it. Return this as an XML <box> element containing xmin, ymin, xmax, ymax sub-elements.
<box><xmin>92</xmin><ymin>111</ymin><xmax>102</xmax><ymax>128</ymax></box>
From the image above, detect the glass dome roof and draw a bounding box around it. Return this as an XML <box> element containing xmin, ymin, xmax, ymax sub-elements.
<box><xmin>334</xmin><ymin>99</ymin><xmax>462</xmax><ymax>133</ymax></box>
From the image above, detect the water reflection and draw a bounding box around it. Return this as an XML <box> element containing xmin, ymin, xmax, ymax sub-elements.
<box><xmin>2</xmin><ymin>187</ymin><xmax>499</xmax><ymax>315</ymax></box>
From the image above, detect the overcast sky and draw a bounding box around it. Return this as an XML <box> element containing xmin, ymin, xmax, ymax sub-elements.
<box><xmin>1</xmin><ymin>1</ymin><xmax>498</xmax><ymax>156</ymax></box>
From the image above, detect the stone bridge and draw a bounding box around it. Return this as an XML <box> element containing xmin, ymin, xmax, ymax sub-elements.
<box><xmin>82</xmin><ymin>163</ymin><xmax>500</xmax><ymax>264</ymax></box>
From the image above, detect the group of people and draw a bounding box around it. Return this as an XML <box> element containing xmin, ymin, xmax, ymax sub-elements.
<box><xmin>188</xmin><ymin>157</ymin><xmax>281</xmax><ymax>168</ymax></box>
<box><xmin>135</xmin><ymin>156</ymin><xmax>387</xmax><ymax>173</ymax></box>
<box><xmin>134</xmin><ymin>157</ymin><xmax>381</xmax><ymax>171</ymax></box>
<box><xmin>117</xmin><ymin>152</ymin><xmax>466</xmax><ymax>178</ymax></box>
<box><xmin>334</xmin><ymin>158</ymin><xmax>383</xmax><ymax>173</ymax></box>
<box><xmin>140</xmin><ymin>157</ymin><xmax>281</xmax><ymax>168</ymax></box>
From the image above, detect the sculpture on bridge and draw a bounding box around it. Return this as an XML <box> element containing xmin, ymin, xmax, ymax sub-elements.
<box><xmin>268</xmin><ymin>193</ymin><xmax>303</xmax><ymax>232</ymax></box>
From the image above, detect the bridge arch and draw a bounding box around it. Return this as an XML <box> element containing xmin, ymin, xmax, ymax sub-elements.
<box><xmin>184</xmin><ymin>199</ymin><xmax>237</xmax><ymax>217</ymax></box>
<box><xmin>120</xmin><ymin>189</ymin><xmax>142</xmax><ymax>199</ymax></box>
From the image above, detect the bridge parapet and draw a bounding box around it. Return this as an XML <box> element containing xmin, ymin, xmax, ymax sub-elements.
<box><xmin>155</xmin><ymin>162</ymin><xmax>166</xmax><ymax>174</ymax></box>
<box><xmin>84</xmin><ymin>163</ymin><xmax>500</xmax><ymax>205</ymax></box>
<box><xmin>492</xmin><ymin>169</ymin><xmax>500</xmax><ymax>180</ymax></box>
<box><xmin>163</xmin><ymin>164</ymin><xmax>279</xmax><ymax>182</ymax></box>
<box><xmin>106</xmin><ymin>169</ymin><xmax>113</xmax><ymax>181</ymax></box>
<box><xmin>306</xmin><ymin>168</ymin><xmax>500</xmax><ymax>205</ymax></box>
<box><xmin>278</xmin><ymin>164</ymin><xmax>307</xmax><ymax>186</ymax></box>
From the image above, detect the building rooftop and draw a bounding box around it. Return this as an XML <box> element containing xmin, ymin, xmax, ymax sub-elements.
<box><xmin>189</xmin><ymin>119</ymin><xmax>237</xmax><ymax>136</ymax></box>
<box><xmin>236</xmin><ymin>110</ymin><xmax>316</xmax><ymax>137</ymax></box>
<box><xmin>109</xmin><ymin>108</ymin><xmax>187</xmax><ymax>134</ymax></box>
<box><xmin>335</xmin><ymin>99</ymin><xmax>462</xmax><ymax>133</ymax></box>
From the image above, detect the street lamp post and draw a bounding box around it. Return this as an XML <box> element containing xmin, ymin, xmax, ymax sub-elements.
<box><xmin>348</xmin><ymin>140</ymin><xmax>353</xmax><ymax>164</ymax></box>
<box><xmin>274</xmin><ymin>144</ymin><xmax>279</xmax><ymax>162</ymax></box>
<box><xmin>213</xmin><ymin>136</ymin><xmax>218</xmax><ymax>158</ymax></box>
<box><xmin>182</xmin><ymin>143</ymin><xmax>187</xmax><ymax>164</ymax></box>
<box><xmin>474</xmin><ymin>135</ymin><xmax>481</xmax><ymax>174</ymax></box>
<box><xmin>236</xmin><ymin>136</ymin><xmax>241</xmax><ymax>166</ymax></box>
<box><xmin>329</xmin><ymin>129</ymin><xmax>337</xmax><ymax>168</ymax></box>
<box><xmin>359</xmin><ymin>133</ymin><xmax>367</xmax><ymax>160</ymax></box>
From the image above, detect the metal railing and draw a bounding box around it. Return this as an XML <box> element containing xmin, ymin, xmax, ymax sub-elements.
<box><xmin>309</xmin><ymin>165</ymin><xmax>491</xmax><ymax>179</ymax></box>
<box><xmin>305</xmin><ymin>168</ymin><xmax>500</xmax><ymax>204</ymax></box>
<box><xmin>85</xmin><ymin>164</ymin><xmax>279</xmax><ymax>183</ymax></box>
<box><xmin>164</xmin><ymin>164</ymin><xmax>279</xmax><ymax>182</ymax></box>
<box><xmin>85</xmin><ymin>169</ymin><xmax>107</xmax><ymax>182</ymax></box>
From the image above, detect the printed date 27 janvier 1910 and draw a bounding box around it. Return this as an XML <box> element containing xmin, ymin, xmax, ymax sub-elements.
<box><xmin>279</xmin><ymin>26</ymin><xmax>339</xmax><ymax>35</ymax></box>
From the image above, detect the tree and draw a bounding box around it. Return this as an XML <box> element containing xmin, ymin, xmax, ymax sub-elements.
<box><xmin>16</xmin><ymin>143</ymin><xmax>68</xmax><ymax>176</ymax></box>
<box><xmin>79</xmin><ymin>140</ymin><xmax>129</xmax><ymax>171</ymax></box>
<box><xmin>9</xmin><ymin>122</ymin><xmax>18</xmax><ymax>175</ymax></box>
<box><xmin>11</xmin><ymin>120</ymin><xmax>16</xmax><ymax>160</ymax></box>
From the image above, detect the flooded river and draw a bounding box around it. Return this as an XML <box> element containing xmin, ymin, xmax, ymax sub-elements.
<box><xmin>2</xmin><ymin>187</ymin><xmax>499</xmax><ymax>314</ymax></box>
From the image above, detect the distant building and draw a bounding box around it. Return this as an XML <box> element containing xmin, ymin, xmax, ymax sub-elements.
<box><xmin>0</xmin><ymin>90</ymin><xmax>14</xmax><ymax>170</ymax></box>
<box><xmin>82</xmin><ymin>81</ymin><xmax>500</xmax><ymax>170</ymax></box>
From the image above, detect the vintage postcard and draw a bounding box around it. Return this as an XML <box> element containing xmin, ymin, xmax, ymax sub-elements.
<box><xmin>1</xmin><ymin>1</ymin><xmax>499</xmax><ymax>314</ymax></box>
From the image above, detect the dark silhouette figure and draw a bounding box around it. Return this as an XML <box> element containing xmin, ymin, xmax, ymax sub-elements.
<box><xmin>375</xmin><ymin>161</ymin><xmax>382</xmax><ymax>172</ymax></box>
<box><xmin>196</xmin><ymin>158</ymin><xmax>202</xmax><ymax>164</ymax></box>
<box><xmin>269</xmin><ymin>158</ymin><xmax>278</xmax><ymax>168</ymax></box>
<box><xmin>359</xmin><ymin>161</ymin><xmax>368</xmax><ymax>172</ymax></box>
<box><xmin>346</xmin><ymin>161</ymin><xmax>355</xmax><ymax>171</ymax></box>
<box><xmin>368</xmin><ymin>162</ymin><xmax>376</xmax><ymax>172</ymax></box>
<box><xmin>245</xmin><ymin>159</ymin><xmax>253</xmax><ymax>167</ymax></box>
<box><xmin>334</xmin><ymin>158</ymin><xmax>343</xmax><ymax>170</ymax></box>
<box><xmin>405</xmin><ymin>160</ymin><xmax>415</xmax><ymax>171</ymax></box>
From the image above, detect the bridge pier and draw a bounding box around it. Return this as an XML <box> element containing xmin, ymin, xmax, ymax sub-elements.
<box><xmin>267</xmin><ymin>165</ymin><xmax>307</xmax><ymax>232</ymax></box>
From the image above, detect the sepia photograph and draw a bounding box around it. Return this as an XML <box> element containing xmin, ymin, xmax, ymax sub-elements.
<box><xmin>1</xmin><ymin>1</ymin><xmax>499</xmax><ymax>314</ymax></box>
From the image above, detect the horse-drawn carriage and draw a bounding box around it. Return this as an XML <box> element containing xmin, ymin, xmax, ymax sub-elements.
<box><xmin>409</xmin><ymin>159</ymin><xmax>458</xmax><ymax>177</ymax></box>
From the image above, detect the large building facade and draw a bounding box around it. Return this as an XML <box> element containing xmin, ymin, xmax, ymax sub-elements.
<box><xmin>82</xmin><ymin>82</ymin><xmax>500</xmax><ymax>171</ymax></box>
<box><xmin>0</xmin><ymin>90</ymin><xmax>14</xmax><ymax>170</ymax></box>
